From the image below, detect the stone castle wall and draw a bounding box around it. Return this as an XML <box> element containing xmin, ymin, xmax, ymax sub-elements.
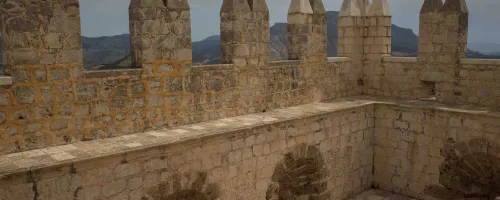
<box><xmin>0</xmin><ymin>0</ymin><xmax>499</xmax><ymax>199</ymax></box>
<box><xmin>0</xmin><ymin>58</ymin><xmax>362</xmax><ymax>154</ymax></box>
<box><xmin>0</xmin><ymin>101</ymin><xmax>374</xmax><ymax>200</ymax></box>
<box><xmin>2</xmin><ymin>97</ymin><xmax>498</xmax><ymax>200</ymax></box>
<box><xmin>368</xmin><ymin>58</ymin><xmax>500</xmax><ymax>107</ymax></box>
<box><xmin>373</xmin><ymin>103</ymin><xmax>500</xmax><ymax>200</ymax></box>
<box><xmin>0</xmin><ymin>0</ymin><xmax>498</xmax><ymax>154</ymax></box>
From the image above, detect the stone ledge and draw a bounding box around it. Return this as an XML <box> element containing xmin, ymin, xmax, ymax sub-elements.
<box><xmin>327</xmin><ymin>57</ymin><xmax>351</xmax><ymax>63</ymax></box>
<box><xmin>460</xmin><ymin>58</ymin><xmax>500</xmax><ymax>65</ymax></box>
<box><xmin>0</xmin><ymin>98</ymin><xmax>372</xmax><ymax>178</ymax></box>
<box><xmin>1</xmin><ymin>95</ymin><xmax>498</xmax><ymax>178</ymax></box>
<box><xmin>269</xmin><ymin>60</ymin><xmax>302</xmax><ymax>66</ymax></box>
<box><xmin>191</xmin><ymin>63</ymin><xmax>235</xmax><ymax>72</ymax></box>
<box><xmin>0</xmin><ymin>76</ymin><xmax>13</xmax><ymax>86</ymax></box>
<box><xmin>84</xmin><ymin>68</ymin><xmax>142</xmax><ymax>79</ymax></box>
<box><xmin>382</xmin><ymin>57</ymin><xmax>417</xmax><ymax>63</ymax></box>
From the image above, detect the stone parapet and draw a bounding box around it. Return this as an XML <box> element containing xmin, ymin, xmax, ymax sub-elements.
<box><xmin>0</xmin><ymin>98</ymin><xmax>376</xmax><ymax>200</ymax></box>
<box><xmin>0</xmin><ymin>58</ymin><xmax>358</xmax><ymax>154</ymax></box>
<box><xmin>2</xmin><ymin>96</ymin><xmax>499</xmax><ymax>199</ymax></box>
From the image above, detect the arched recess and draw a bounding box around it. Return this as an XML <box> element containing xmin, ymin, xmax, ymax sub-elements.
<box><xmin>266</xmin><ymin>144</ymin><xmax>330</xmax><ymax>200</ymax></box>
<box><xmin>425</xmin><ymin>137</ymin><xmax>500</xmax><ymax>200</ymax></box>
<box><xmin>141</xmin><ymin>171</ymin><xmax>219</xmax><ymax>200</ymax></box>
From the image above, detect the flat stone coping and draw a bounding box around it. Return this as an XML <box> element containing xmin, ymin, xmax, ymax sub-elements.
<box><xmin>1</xmin><ymin>96</ymin><xmax>499</xmax><ymax>178</ymax></box>
<box><xmin>0</xmin><ymin>76</ymin><xmax>13</xmax><ymax>86</ymax></box>
<box><xmin>460</xmin><ymin>58</ymin><xmax>500</xmax><ymax>65</ymax></box>
<box><xmin>383</xmin><ymin>57</ymin><xmax>417</xmax><ymax>63</ymax></box>
<box><xmin>328</xmin><ymin>57</ymin><xmax>351</xmax><ymax>63</ymax></box>
<box><xmin>346</xmin><ymin>189</ymin><xmax>419</xmax><ymax>200</ymax></box>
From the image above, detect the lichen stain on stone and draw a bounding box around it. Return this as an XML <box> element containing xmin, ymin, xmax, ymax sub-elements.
<box><xmin>141</xmin><ymin>172</ymin><xmax>219</xmax><ymax>200</ymax></box>
<box><xmin>425</xmin><ymin>137</ymin><xmax>500</xmax><ymax>200</ymax></box>
<box><xmin>266</xmin><ymin>144</ymin><xmax>329</xmax><ymax>200</ymax></box>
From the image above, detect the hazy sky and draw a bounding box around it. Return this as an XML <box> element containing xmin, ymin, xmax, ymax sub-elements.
<box><xmin>80</xmin><ymin>0</ymin><xmax>500</xmax><ymax>44</ymax></box>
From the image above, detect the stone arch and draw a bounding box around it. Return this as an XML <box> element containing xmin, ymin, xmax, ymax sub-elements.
<box><xmin>425</xmin><ymin>137</ymin><xmax>500</xmax><ymax>200</ymax></box>
<box><xmin>266</xmin><ymin>144</ymin><xmax>330</xmax><ymax>200</ymax></box>
<box><xmin>141</xmin><ymin>171</ymin><xmax>219</xmax><ymax>200</ymax></box>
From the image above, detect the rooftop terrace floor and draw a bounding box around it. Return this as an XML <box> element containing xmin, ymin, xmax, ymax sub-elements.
<box><xmin>348</xmin><ymin>190</ymin><xmax>418</xmax><ymax>200</ymax></box>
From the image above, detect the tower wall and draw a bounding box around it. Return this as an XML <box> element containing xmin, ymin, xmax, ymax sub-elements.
<box><xmin>362</xmin><ymin>0</ymin><xmax>391</xmax><ymax>95</ymax></box>
<box><xmin>129</xmin><ymin>0</ymin><xmax>192</xmax><ymax>67</ymax></box>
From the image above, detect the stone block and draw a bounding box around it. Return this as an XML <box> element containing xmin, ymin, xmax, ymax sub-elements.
<box><xmin>102</xmin><ymin>180</ymin><xmax>127</xmax><ymax>197</ymax></box>
<box><xmin>0</xmin><ymin>112</ymin><xmax>5</xmax><ymax>124</ymax></box>
<box><xmin>50</xmin><ymin>119</ymin><xmax>69</xmax><ymax>131</ymax></box>
<box><xmin>50</xmin><ymin>69</ymin><xmax>70</xmax><ymax>81</ymax></box>
<box><xmin>165</xmin><ymin>77</ymin><xmax>183</xmax><ymax>92</ymax></box>
<box><xmin>14</xmin><ymin>87</ymin><xmax>35</xmax><ymax>104</ymax></box>
<box><xmin>0</xmin><ymin>93</ymin><xmax>10</xmax><ymax>106</ymax></box>
<box><xmin>23</xmin><ymin>123</ymin><xmax>43</xmax><ymax>134</ymax></box>
<box><xmin>148</xmin><ymin>95</ymin><xmax>164</xmax><ymax>107</ymax></box>
<box><xmin>129</xmin><ymin>97</ymin><xmax>145</xmax><ymax>108</ymax></box>
<box><xmin>77</xmin><ymin>84</ymin><xmax>98</xmax><ymax>101</ymax></box>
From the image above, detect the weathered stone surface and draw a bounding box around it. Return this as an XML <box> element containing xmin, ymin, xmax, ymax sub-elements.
<box><xmin>220</xmin><ymin>0</ymin><xmax>269</xmax><ymax>66</ymax></box>
<box><xmin>442</xmin><ymin>0</ymin><xmax>468</xmax><ymax>13</ymax></box>
<box><xmin>367</xmin><ymin>0</ymin><xmax>391</xmax><ymax>16</ymax></box>
<box><xmin>340</xmin><ymin>0</ymin><xmax>361</xmax><ymax>17</ymax></box>
<box><xmin>288</xmin><ymin>0</ymin><xmax>313</xmax><ymax>14</ymax></box>
<box><xmin>129</xmin><ymin>0</ymin><xmax>192</xmax><ymax>66</ymax></box>
<box><xmin>356</xmin><ymin>0</ymin><xmax>370</xmax><ymax>16</ymax></box>
<box><xmin>420</xmin><ymin>0</ymin><xmax>443</xmax><ymax>13</ymax></box>
<box><xmin>0</xmin><ymin>0</ymin><xmax>83</xmax><ymax>70</ymax></box>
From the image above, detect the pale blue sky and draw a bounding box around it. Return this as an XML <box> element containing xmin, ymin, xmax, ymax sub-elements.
<box><xmin>80</xmin><ymin>0</ymin><xmax>500</xmax><ymax>44</ymax></box>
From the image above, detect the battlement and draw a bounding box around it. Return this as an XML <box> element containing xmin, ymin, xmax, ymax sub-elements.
<box><xmin>0</xmin><ymin>0</ymin><xmax>497</xmax><ymax>153</ymax></box>
<box><xmin>0</xmin><ymin>0</ymin><xmax>499</xmax><ymax>199</ymax></box>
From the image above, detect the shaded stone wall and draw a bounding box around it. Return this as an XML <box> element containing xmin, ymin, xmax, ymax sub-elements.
<box><xmin>0</xmin><ymin>102</ymin><xmax>374</xmax><ymax>200</ymax></box>
<box><xmin>219</xmin><ymin>0</ymin><xmax>270</xmax><ymax>67</ymax></box>
<box><xmin>129</xmin><ymin>0</ymin><xmax>192</xmax><ymax>67</ymax></box>
<box><xmin>420</xmin><ymin>0</ymin><xmax>469</xmax><ymax>106</ymax></box>
<box><xmin>376</xmin><ymin>58</ymin><xmax>435</xmax><ymax>99</ymax></box>
<box><xmin>362</xmin><ymin>0</ymin><xmax>392</xmax><ymax>96</ymax></box>
<box><xmin>287</xmin><ymin>0</ymin><xmax>313</xmax><ymax>61</ymax></box>
<box><xmin>373</xmin><ymin>104</ymin><xmax>500</xmax><ymax>200</ymax></box>
<box><xmin>377</xmin><ymin>57</ymin><xmax>500</xmax><ymax>108</ymax></box>
<box><xmin>220</xmin><ymin>0</ymin><xmax>252</xmax><ymax>66</ymax></box>
<box><xmin>0</xmin><ymin>0</ymin><xmax>83</xmax><ymax>77</ymax></box>
<box><xmin>309</xmin><ymin>0</ymin><xmax>327</xmax><ymax>63</ymax></box>
<box><xmin>455</xmin><ymin>60</ymin><xmax>500</xmax><ymax>108</ymax></box>
<box><xmin>287</xmin><ymin>0</ymin><xmax>326</xmax><ymax>62</ymax></box>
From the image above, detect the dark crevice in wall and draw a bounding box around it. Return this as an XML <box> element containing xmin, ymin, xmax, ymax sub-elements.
<box><xmin>73</xmin><ymin>186</ymin><xmax>82</xmax><ymax>200</ymax></box>
<box><xmin>27</xmin><ymin>171</ymin><xmax>39</xmax><ymax>200</ymax></box>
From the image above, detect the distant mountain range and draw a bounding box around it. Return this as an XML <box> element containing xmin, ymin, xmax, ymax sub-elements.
<box><xmin>1</xmin><ymin>11</ymin><xmax>497</xmax><ymax>69</ymax></box>
<box><xmin>468</xmin><ymin>42</ymin><xmax>500</xmax><ymax>56</ymax></box>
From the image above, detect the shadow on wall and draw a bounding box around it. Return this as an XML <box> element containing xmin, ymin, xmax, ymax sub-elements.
<box><xmin>425</xmin><ymin>138</ymin><xmax>500</xmax><ymax>200</ymax></box>
<box><xmin>266</xmin><ymin>144</ymin><xmax>329</xmax><ymax>200</ymax></box>
<box><xmin>141</xmin><ymin>172</ymin><xmax>219</xmax><ymax>200</ymax></box>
